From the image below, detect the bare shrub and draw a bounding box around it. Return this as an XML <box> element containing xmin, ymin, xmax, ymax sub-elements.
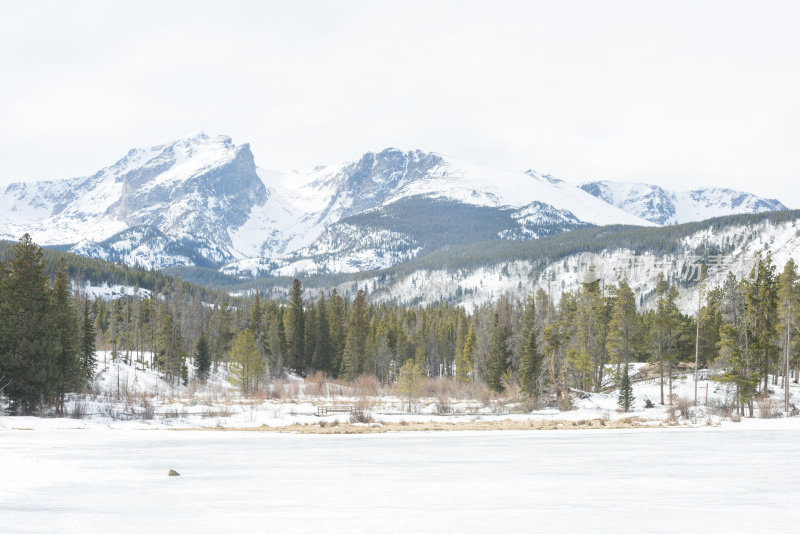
<box><xmin>756</xmin><ymin>394</ymin><xmax>780</xmax><ymax>419</ymax></box>
<box><xmin>478</xmin><ymin>386</ymin><xmax>493</xmax><ymax>407</ymax></box>
<box><xmin>413</xmin><ymin>377</ymin><xmax>496</xmax><ymax>403</ymax></box>
<box><xmin>354</xmin><ymin>374</ymin><xmax>381</xmax><ymax>397</ymax></box>
<box><xmin>418</xmin><ymin>377</ymin><xmax>447</xmax><ymax>399</ymax></box>
<box><xmin>139</xmin><ymin>399</ymin><xmax>155</xmax><ymax>420</ymax></box>
<box><xmin>186</xmin><ymin>380</ymin><xmax>202</xmax><ymax>396</ymax></box>
<box><xmin>201</xmin><ymin>404</ymin><xmax>232</xmax><ymax>419</ymax></box>
<box><xmin>98</xmin><ymin>402</ymin><xmax>116</xmax><ymax>419</ymax></box>
<box><xmin>350</xmin><ymin>406</ymin><xmax>373</xmax><ymax>424</ymax></box>
<box><xmin>435</xmin><ymin>397</ymin><xmax>452</xmax><ymax>415</ymax></box>
<box><xmin>676</xmin><ymin>397</ymin><xmax>691</xmax><ymax>419</ymax></box>
<box><xmin>504</xmin><ymin>382</ymin><xmax>521</xmax><ymax>404</ymax></box>
<box><xmin>516</xmin><ymin>395</ymin><xmax>543</xmax><ymax>413</ymax></box>
<box><xmin>490</xmin><ymin>401</ymin><xmax>508</xmax><ymax>415</ymax></box>
<box><xmin>70</xmin><ymin>399</ymin><xmax>88</xmax><ymax>419</ymax></box>
<box><xmin>709</xmin><ymin>398</ymin><xmax>733</xmax><ymax>419</ymax></box>
<box><xmin>304</xmin><ymin>371</ymin><xmax>327</xmax><ymax>397</ymax></box>
<box><xmin>248</xmin><ymin>388</ymin><xmax>272</xmax><ymax>404</ymax></box>
<box><xmin>354</xmin><ymin>398</ymin><xmax>376</xmax><ymax>415</ymax></box>
<box><xmin>162</xmin><ymin>405</ymin><xmax>187</xmax><ymax>419</ymax></box>
<box><xmin>281</xmin><ymin>380</ymin><xmax>300</xmax><ymax>401</ymax></box>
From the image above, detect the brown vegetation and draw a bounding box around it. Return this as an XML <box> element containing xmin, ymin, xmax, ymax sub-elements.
<box><xmin>182</xmin><ymin>416</ymin><xmax>678</xmax><ymax>434</ymax></box>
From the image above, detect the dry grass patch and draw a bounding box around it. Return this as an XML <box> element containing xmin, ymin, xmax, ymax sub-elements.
<box><xmin>184</xmin><ymin>416</ymin><xmax>665</xmax><ymax>434</ymax></box>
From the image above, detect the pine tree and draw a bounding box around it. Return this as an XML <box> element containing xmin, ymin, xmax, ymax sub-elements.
<box><xmin>744</xmin><ymin>251</ymin><xmax>779</xmax><ymax>395</ymax></box>
<box><xmin>397</xmin><ymin>358</ymin><xmax>422</xmax><ymax>412</ymax></box>
<box><xmin>230</xmin><ymin>328</ymin><xmax>265</xmax><ymax>395</ymax></box>
<box><xmin>327</xmin><ymin>289</ymin><xmax>346</xmax><ymax>377</ymax></box>
<box><xmin>285</xmin><ymin>279</ymin><xmax>305</xmax><ymax>374</ymax></box>
<box><xmin>194</xmin><ymin>330</ymin><xmax>211</xmax><ymax>383</ymax></box>
<box><xmin>156</xmin><ymin>303</ymin><xmax>184</xmax><ymax>383</ymax></box>
<box><xmin>618</xmin><ymin>362</ymin><xmax>635</xmax><ymax>412</ymax></box>
<box><xmin>0</xmin><ymin>257</ymin><xmax>9</xmax><ymax>396</ymax></box>
<box><xmin>777</xmin><ymin>258</ymin><xmax>797</xmax><ymax>413</ymax></box>
<box><xmin>0</xmin><ymin>234</ymin><xmax>58</xmax><ymax>413</ymax></box>
<box><xmin>485</xmin><ymin>297</ymin><xmax>512</xmax><ymax>393</ymax></box>
<box><xmin>266</xmin><ymin>308</ymin><xmax>287</xmax><ymax>377</ymax></box>
<box><xmin>519</xmin><ymin>296</ymin><xmax>543</xmax><ymax>398</ymax></box>
<box><xmin>51</xmin><ymin>269</ymin><xmax>82</xmax><ymax>413</ymax></box>
<box><xmin>714</xmin><ymin>272</ymin><xmax>758</xmax><ymax>416</ymax></box>
<box><xmin>651</xmin><ymin>274</ymin><xmax>680</xmax><ymax>404</ymax></box>
<box><xmin>311</xmin><ymin>291</ymin><xmax>332</xmax><ymax>374</ymax></box>
<box><xmin>455</xmin><ymin>320</ymin><xmax>476</xmax><ymax>382</ymax></box>
<box><xmin>340</xmin><ymin>289</ymin><xmax>368</xmax><ymax>380</ymax></box>
<box><xmin>249</xmin><ymin>291</ymin><xmax>264</xmax><ymax>333</ymax></box>
<box><xmin>607</xmin><ymin>280</ymin><xmax>637</xmax><ymax>368</ymax></box>
<box><xmin>213</xmin><ymin>301</ymin><xmax>235</xmax><ymax>370</ymax></box>
<box><xmin>575</xmin><ymin>270</ymin><xmax>610</xmax><ymax>391</ymax></box>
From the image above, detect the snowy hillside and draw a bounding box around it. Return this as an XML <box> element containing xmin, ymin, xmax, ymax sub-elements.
<box><xmin>256</xmin><ymin>211</ymin><xmax>800</xmax><ymax>314</ymax></box>
<box><xmin>581</xmin><ymin>180</ymin><xmax>787</xmax><ymax>225</ymax></box>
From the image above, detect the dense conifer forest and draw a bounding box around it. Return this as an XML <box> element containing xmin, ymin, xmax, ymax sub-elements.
<box><xmin>1</xmin><ymin>233</ymin><xmax>798</xmax><ymax>416</ymax></box>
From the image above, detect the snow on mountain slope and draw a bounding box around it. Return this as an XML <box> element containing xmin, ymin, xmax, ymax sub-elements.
<box><xmin>383</xmin><ymin>161</ymin><xmax>654</xmax><ymax>227</ymax></box>
<box><xmin>5</xmin><ymin>137</ymin><xmax>788</xmax><ymax>280</ymax></box>
<box><xmin>581</xmin><ymin>180</ymin><xmax>787</xmax><ymax>225</ymax></box>
<box><xmin>284</xmin><ymin>148</ymin><xmax>652</xmax><ymax>227</ymax></box>
<box><xmin>221</xmin><ymin>149</ymin><xmax>654</xmax><ymax>277</ymax></box>
<box><xmin>0</xmin><ymin>132</ymin><xmax>268</xmax><ymax>268</ymax></box>
<box><xmin>349</xmin><ymin>215</ymin><xmax>800</xmax><ymax>314</ymax></box>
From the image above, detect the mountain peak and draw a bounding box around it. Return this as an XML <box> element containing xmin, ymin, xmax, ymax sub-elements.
<box><xmin>581</xmin><ymin>180</ymin><xmax>787</xmax><ymax>225</ymax></box>
<box><xmin>0</xmin><ymin>133</ymin><xmax>265</xmax><ymax>259</ymax></box>
<box><xmin>176</xmin><ymin>130</ymin><xmax>210</xmax><ymax>142</ymax></box>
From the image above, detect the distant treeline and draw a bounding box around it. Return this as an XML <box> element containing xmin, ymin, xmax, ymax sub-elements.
<box><xmin>3</xmin><ymin>232</ymin><xmax>798</xmax><ymax>417</ymax></box>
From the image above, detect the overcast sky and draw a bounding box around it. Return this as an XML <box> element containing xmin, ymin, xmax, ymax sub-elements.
<box><xmin>1</xmin><ymin>1</ymin><xmax>799</xmax><ymax>206</ymax></box>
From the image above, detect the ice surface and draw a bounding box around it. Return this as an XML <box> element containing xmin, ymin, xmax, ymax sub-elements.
<box><xmin>1</xmin><ymin>426</ymin><xmax>799</xmax><ymax>533</ymax></box>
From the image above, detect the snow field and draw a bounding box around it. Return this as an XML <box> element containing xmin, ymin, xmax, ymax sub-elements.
<box><xmin>1</xmin><ymin>426</ymin><xmax>799</xmax><ymax>533</ymax></box>
<box><xmin>2</xmin><ymin>354</ymin><xmax>799</xmax><ymax>431</ymax></box>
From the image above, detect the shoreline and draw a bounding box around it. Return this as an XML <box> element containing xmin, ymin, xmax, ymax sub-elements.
<box><xmin>177</xmin><ymin>417</ymin><xmax>709</xmax><ymax>433</ymax></box>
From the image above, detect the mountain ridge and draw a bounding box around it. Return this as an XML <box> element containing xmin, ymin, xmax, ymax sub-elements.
<box><xmin>0</xmin><ymin>133</ymin><xmax>789</xmax><ymax>281</ymax></box>
<box><xmin>580</xmin><ymin>180</ymin><xmax>787</xmax><ymax>225</ymax></box>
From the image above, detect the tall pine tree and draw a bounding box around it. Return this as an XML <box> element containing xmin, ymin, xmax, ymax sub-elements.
<box><xmin>519</xmin><ymin>296</ymin><xmax>543</xmax><ymax>399</ymax></box>
<box><xmin>80</xmin><ymin>298</ymin><xmax>97</xmax><ymax>380</ymax></box>
<box><xmin>0</xmin><ymin>234</ymin><xmax>58</xmax><ymax>413</ymax></box>
<box><xmin>341</xmin><ymin>289</ymin><xmax>368</xmax><ymax>380</ymax></box>
<box><xmin>230</xmin><ymin>328</ymin><xmax>265</xmax><ymax>395</ymax></box>
<box><xmin>194</xmin><ymin>330</ymin><xmax>211</xmax><ymax>383</ymax></box>
<box><xmin>286</xmin><ymin>279</ymin><xmax>305</xmax><ymax>375</ymax></box>
<box><xmin>51</xmin><ymin>269</ymin><xmax>82</xmax><ymax>413</ymax></box>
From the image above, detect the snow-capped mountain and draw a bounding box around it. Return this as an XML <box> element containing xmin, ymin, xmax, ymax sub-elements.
<box><xmin>0</xmin><ymin>132</ymin><xmax>267</xmax><ymax>267</ymax></box>
<box><xmin>221</xmin><ymin>149</ymin><xmax>654</xmax><ymax>276</ymax></box>
<box><xmin>580</xmin><ymin>180</ymin><xmax>787</xmax><ymax>225</ymax></box>
<box><xmin>1</xmin><ymin>138</ymin><xmax>654</xmax><ymax>273</ymax></box>
<box><xmin>1</xmin><ymin>134</ymin><xmax>789</xmax><ymax>281</ymax></box>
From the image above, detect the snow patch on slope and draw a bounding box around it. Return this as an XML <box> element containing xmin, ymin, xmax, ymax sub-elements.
<box><xmin>582</xmin><ymin>180</ymin><xmax>787</xmax><ymax>225</ymax></box>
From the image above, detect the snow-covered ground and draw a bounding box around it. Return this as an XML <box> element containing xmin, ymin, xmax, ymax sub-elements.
<box><xmin>3</xmin><ymin>356</ymin><xmax>800</xmax><ymax>532</ymax></box>
<box><xmin>2</xmin><ymin>355</ymin><xmax>798</xmax><ymax>431</ymax></box>
<box><xmin>2</xmin><ymin>425</ymin><xmax>799</xmax><ymax>533</ymax></box>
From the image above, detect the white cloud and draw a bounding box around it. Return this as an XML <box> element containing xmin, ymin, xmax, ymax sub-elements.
<box><xmin>1</xmin><ymin>0</ymin><xmax>799</xmax><ymax>206</ymax></box>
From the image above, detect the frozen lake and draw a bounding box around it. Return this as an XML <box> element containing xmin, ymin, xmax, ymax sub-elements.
<box><xmin>1</xmin><ymin>427</ymin><xmax>799</xmax><ymax>533</ymax></box>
